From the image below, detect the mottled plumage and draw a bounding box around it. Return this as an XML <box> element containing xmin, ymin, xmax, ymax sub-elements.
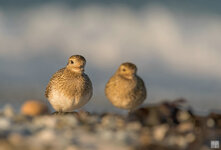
<box><xmin>105</xmin><ymin>62</ymin><xmax>147</xmax><ymax>111</ymax></box>
<box><xmin>45</xmin><ymin>55</ymin><xmax>93</xmax><ymax>112</ymax></box>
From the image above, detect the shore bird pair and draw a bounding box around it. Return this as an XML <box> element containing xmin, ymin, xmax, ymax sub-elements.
<box><xmin>45</xmin><ymin>55</ymin><xmax>147</xmax><ymax>113</ymax></box>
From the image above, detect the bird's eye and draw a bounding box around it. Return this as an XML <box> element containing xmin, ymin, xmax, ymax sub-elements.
<box><xmin>70</xmin><ymin>60</ymin><xmax>74</xmax><ymax>64</ymax></box>
<box><xmin>122</xmin><ymin>68</ymin><xmax>126</xmax><ymax>72</ymax></box>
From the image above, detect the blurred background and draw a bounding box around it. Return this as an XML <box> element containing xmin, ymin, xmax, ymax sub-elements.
<box><xmin>0</xmin><ymin>0</ymin><xmax>220</xmax><ymax>113</ymax></box>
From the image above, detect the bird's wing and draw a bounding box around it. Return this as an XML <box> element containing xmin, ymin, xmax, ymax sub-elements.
<box><xmin>137</xmin><ymin>76</ymin><xmax>147</xmax><ymax>100</ymax></box>
<box><xmin>45</xmin><ymin>68</ymin><xmax>65</xmax><ymax>98</ymax></box>
<box><xmin>83</xmin><ymin>73</ymin><xmax>93</xmax><ymax>99</ymax></box>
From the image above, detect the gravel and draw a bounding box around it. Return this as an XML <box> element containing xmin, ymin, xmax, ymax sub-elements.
<box><xmin>0</xmin><ymin>100</ymin><xmax>220</xmax><ymax>150</ymax></box>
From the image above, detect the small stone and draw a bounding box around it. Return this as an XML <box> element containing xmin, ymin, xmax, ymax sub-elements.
<box><xmin>3</xmin><ymin>105</ymin><xmax>14</xmax><ymax>118</ymax></box>
<box><xmin>126</xmin><ymin>122</ymin><xmax>142</xmax><ymax>131</ymax></box>
<box><xmin>115</xmin><ymin>130</ymin><xmax>128</xmax><ymax>142</ymax></box>
<box><xmin>167</xmin><ymin>135</ymin><xmax>188</xmax><ymax>148</ymax></box>
<box><xmin>209</xmin><ymin>113</ymin><xmax>221</xmax><ymax>128</ymax></box>
<box><xmin>139</xmin><ymin>128</ymin><xmax>151</xmax><ymax>146</ymax></box>
<box><xmin>144</xmin><ymin>109</ymin><xmax>161</xmax><ymax>126</ymax></box>
<box><xmin>13</xmin><ymin>114</ymin><xmax>32</xmax><ymax>123</ymax></box>
<box><xmin>8</xmin><ymin>133</ymin><xmax>24</xmax><ymax>146</ymax></box>
<box><xmin>77</xmin><ymin>110</ymin><xmax>90</xmax><ymax>119</ymax></box>
<box><xmin>21</xmin><ymin>100</ymin><xmax>49</xmax><ymax>116</ymax></box>
<box><xmin>101</xmin><ymin>114</ymin><xmax>125</xmax><ymax>128</ymax></box>
<box><xmin>177</xmin><ymin>110</ymin><xmax>191</xmax><ymax>122</ymax></box>
<box><xmin>101</xmin><ymin>129</ymin><xmax>114</xmax><ymax>140</ymax></box>
<box><xmin>0</xmin><ymin>118</ymin><xmax>11</xmax><ymax>130</ymax></box>
<box><xmin>177</xmin><ymin>122</ymin><xmax>194</xmax><ymax>133</ymax></box>
<box><xmin>185</xmin><ymin>133</ymin><xmax>195</xmax><ymax>143</ymax></box>
<box><xmin>64</xmin><ymin>115</ymin><xmax>79</xmax><ymax>127</ymax></box>
<box><xmin>175</xmin><ymin>136</ymin><xmax>188</xmax><ymax>148</ymax></box>
<box><xmin>153</xmin><ymin>124</ymin><xmax>168</xmax><ymax>141</ymax></box>
<box><xmin>34</xmin><ymin>116</ymin><xmax>57</xmax><ymax>128</ymax></box>
<box><xmin>207</xmin><ymin>118</ymin><xmax>215</xmax><ymax>128</ymax></box>
<box><xmin>36</xmin><ymin>129</ymin><xmax>56</xmax><ymax>143</ymax></box>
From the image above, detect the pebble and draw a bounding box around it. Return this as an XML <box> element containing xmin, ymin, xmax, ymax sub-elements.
<box><xmin>0</xmin><ymin>100</ymin><xmax>219</xmax><ymax>150</ymax></box>
<box><xmin>36</xmin><ymin>129</ymin><xmax>56</xmax><ymax>143</ymax></box>
<box><xmin>185</xmin><ymin>133</ymin><xmax>195</xmax><ymax>143</ymax></box>
<box><xmin>177</xmin><ymin>110</ymin><xmax>191</xmax><ymax>122</ymax></box>
<box><xmin>3</xmin><ymin>105</ymin><xmax>14</xmax><ymax>118</ymax></box>
<box><xmin>101</xmin><ymin>114</ymin><xmax>125</xmax><ymax>128</ymax></box>
<box><xmin>206</xmin><ymin>118</ymin><xmax>215</xmax><ymax>128</ymax></box>
<box><xmin>115</xmin><ymin>130</ymin><xmax>128</xmax><ymax>143</ymax></box>
<box><xmin>167</xmin><ymin>135</ymin><xmax>188</xmax><ymax>148</ymax></box>
<box><xmin>177</xmin><ymin>122</ymin><xmax>194</xmax><ymax>133</ymax></box>
<box><xmin>126</xmin><ymin>121</ymin><xmax>142</xmax><ymax>131</ymax></box>
<box><xmin>100</xmin><ymin>129</ymin><xmax>114</xmax><ymax>140</ymax></box>
<box><xmin>21</xmin><ymin>100</ymin><xmax>49</xmax><ymax>116</ymax></box>
<box><xmin>8</xmin><ymin>133</ymin><xmax>24</xmax><ymax>146</ymax></box>
<box><xmin>139</xmin><ymin>128</ymin><xmax>151</xmax><ymax>146</ymax></box>
<box><xmin>0</xmin><ymin>118</ymin><xmax>11</xmax><ymax>130</ymax></box>
<box><xmin>33</xmin><ymin>116</ymin><xmax>57</xmax><ymax>128</ymax></box>
<box><xmin>153</xmin><ymin>124</ymin><xmax>168</xmax><ymax>141</ymax></box>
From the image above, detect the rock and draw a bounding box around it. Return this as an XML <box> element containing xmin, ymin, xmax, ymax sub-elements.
<box><xmin>0</xmin><ymin>100</ymin><xmax>220</xmax><ymax>150</ymax></box>
<box><xmin>177</xmin><ymin>122</ymin><xmax>194</xmax><ymax>133</ymax></box>
<box><xmin>3</xmin><ymin>105</ymin><xmax>15</xmax><ymax>118</ymax></box>
<box><xmin>167</xmin><ymin>135</ymin><xmax>188</xmax><ymax>148</ymax></box>
<box><xmin>12</xmin><ymin>114</ymin><xmax>32</xmax><ymax>123</ymax></box>
<box><xmin>126</xmin><ymin>121</ymin><xmax>142</xmax><ymax>131</ymax></box>
<box><xmin>35</xmin><ymin>129</ymin><xmax>56</xmax><ymax>143</ymax></box>
<box><xmin>101</xmin><ymin>114</ymin><xmax>125</xmax><ymax>128</ymax></box>
<box><xmin>33</xmin><ymin>116</ymin><xmax>57</xmax><ymax>128</ymax></box>
<box><xmin>153</xmin><ymin>124</ymin><xmax>169</xmax><ymax>141</ymax></box>
<box><xmin>100</xmin><ymin>129</ymin><xmax>114</xmax><ymax>140</ymax></box>
<box><xmin>208</xmin><ymin>113</ymin><xmax>221</xmax><ymax>128</ymax></box>
<box><xmin>21</xmin><ymin>100</ymin><xmax>49</xmax><ymax>116</ymax></box>
<box><xmin>115</xmin><ymin>130</ymin><xmax>128</xmax><ymax>143</ymax></box>
<box><xmin>177</xmin><ymin>110</ymin><xmax>191</xmax><ymax>122</ymax></box>
<box><xmin>185</xmin><ymin>133</ymin><xmax>195</xmax><ymax>143</ymax></box>
<box><xmin>206</xmin><ymin>118</ymin><xmax>215</xmax><ymax>128</ymax></box>
<box><xmin>0</xmin><ymin>118</ymin><xmax>11</xmax><ymax>130</ymax></box>
<box><xmin>8</xmin><ymin>133</ymin><xmax>24</xmax><ymax>146</ymax></box>
<box><xmin>129</xmin><ymin>107</ymin><xmax>161</xmax><ymax>126</ymax></box>
<box><xmin>77</xmin><ymin>110</ymin><xmax>90</xmax><ymax>120</ymax></box>
<box><xmin>56</xmin><ymin>115</ymin><xmax>79</xmax><ymax>128</ymax></box>
<box><xmin>139</xmin><ymin>128</ymin><xmax>151</xmax><ymax>146</ymax></box>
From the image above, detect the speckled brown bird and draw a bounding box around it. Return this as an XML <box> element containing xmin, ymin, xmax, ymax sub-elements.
<box><xmin>105</xmin><ymin>62</ymin><xmax>147</xmax><ymax>111</ymax></box>
<box><xmin>45</xmin><ymin>55</ymin><xmax>93</xmax><ymax>113</ymax></box>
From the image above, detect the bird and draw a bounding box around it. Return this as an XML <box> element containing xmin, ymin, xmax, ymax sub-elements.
<box><xmin>105</xmin><ymin>62</ymin><xmax>147</xmax><ymax>112</ymax></box>
<box><xmin>45</xmin><ymin>55</ymin><xmax>93</xmax><ymax>113</ymax></box>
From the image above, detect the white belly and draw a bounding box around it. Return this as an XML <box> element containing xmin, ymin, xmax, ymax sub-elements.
<box><xmin>49</xmin><ymin>90</ymin><xmax>91</xmax><ymax>112</ymax></box>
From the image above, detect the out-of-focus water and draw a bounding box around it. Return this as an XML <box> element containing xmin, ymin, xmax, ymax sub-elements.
<box><xmin>0</xmin><ymin>1</ymin><xmax>221</xmax><ymax>112</ymax></box>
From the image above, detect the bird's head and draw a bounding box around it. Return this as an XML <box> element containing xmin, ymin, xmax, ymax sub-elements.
<box><xmin>117</xmin><ymin>62</ymin><xmax>137</xmax><ymax>79</ymax></box>
<box><xmin>66</xmin><ymin>55</ymin><xmax>86</xmax><ymax>73</ymax></box>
